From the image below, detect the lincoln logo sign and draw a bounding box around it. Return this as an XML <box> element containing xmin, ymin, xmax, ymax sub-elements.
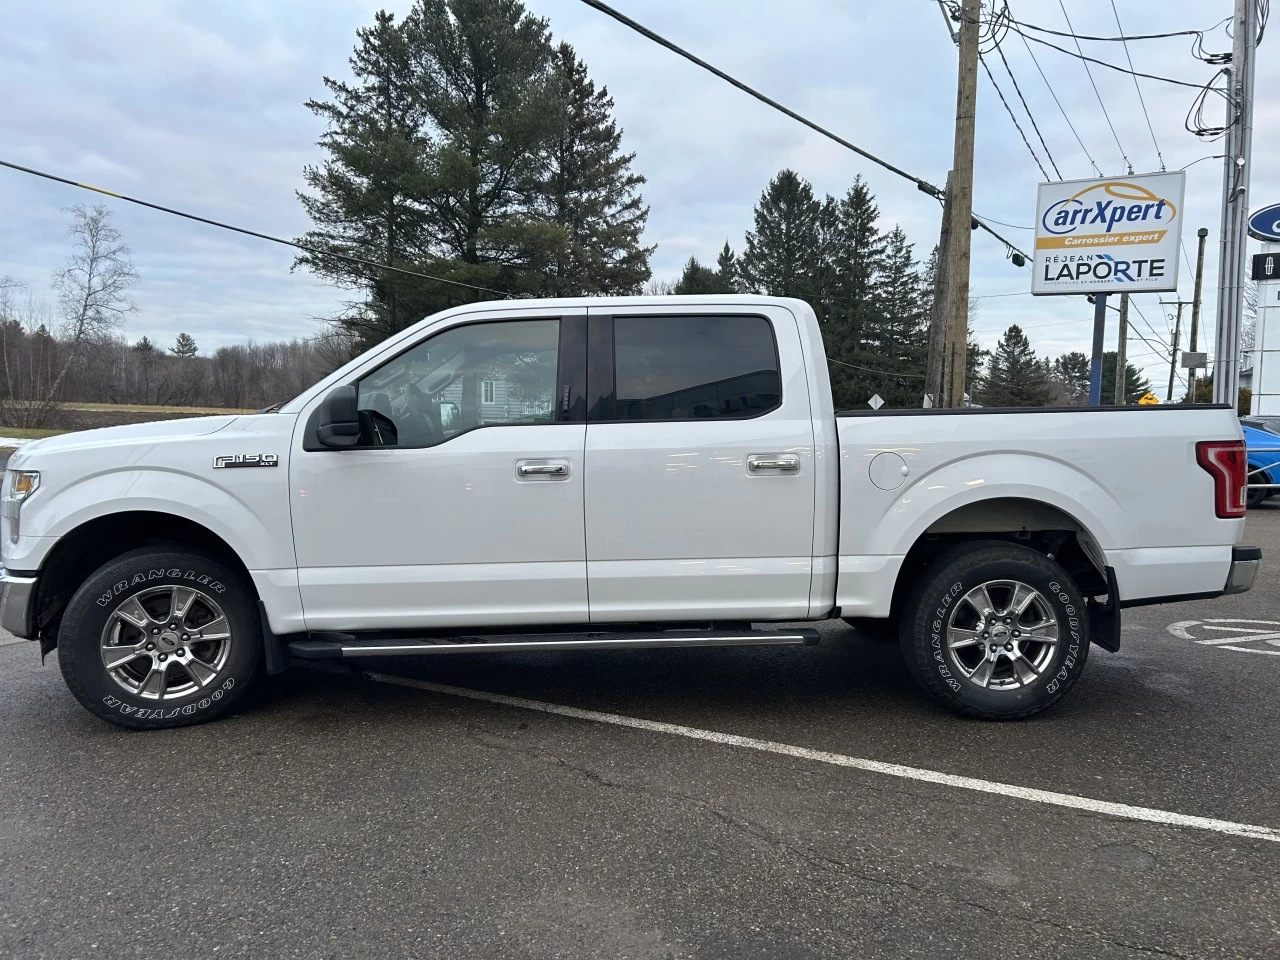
<box><xmin>1032</xmin><ymin>172</ymin><xmax>1185</xmax><ymax>296</ymax></box>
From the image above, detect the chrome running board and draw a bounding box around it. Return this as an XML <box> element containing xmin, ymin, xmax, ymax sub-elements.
<box><xmin>288</xmin><ymin>628</ymin><xmax>819</xmax><ymax>659</ymax></box>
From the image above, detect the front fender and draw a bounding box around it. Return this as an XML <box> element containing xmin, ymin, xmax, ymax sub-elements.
<box><xmin>12</xmin><ymin>466</ymin><xmax>295</xmax><ymax>573</ymax></box>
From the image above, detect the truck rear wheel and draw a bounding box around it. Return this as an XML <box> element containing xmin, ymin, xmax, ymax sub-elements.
<box><xmin>58</xmin><ymin>548</ymin><xmax>261</xmax><ymax>729</ymax></box>
<box><xmin>900</xmin><ymin>542</ymin><xmax>1090</xmax><ymax>720</ymax></box>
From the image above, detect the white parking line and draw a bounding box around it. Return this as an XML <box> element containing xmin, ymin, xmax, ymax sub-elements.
<box><xmin>366</xmin><ymin>673</ymin><xmax>1280</xmax><ymax>844</ymax></box>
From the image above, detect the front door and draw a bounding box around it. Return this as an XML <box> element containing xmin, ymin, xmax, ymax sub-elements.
<box><xmin>583</xmin><ymin>305</ymin><xmax>818</xmax><ymax>622</ymax></box>
<box><xmin>290</xmin><ymin>308</ymin><xmax>588</xmax><ymax>632</ymax></box>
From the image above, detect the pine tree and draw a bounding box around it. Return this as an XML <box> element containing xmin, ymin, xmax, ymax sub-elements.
<box><xmin>821</xmin><ymin>177</ymin><xmax>890</xmax><ymax>409</ymax></box>
<box><xmin>403</xmin><ymin>0</ymin><xmax>562</xmax><ymax>297</ymax></box>
<box><xmin>133</xmin><ymin>336</ymin><xmax>158</xmax><ymax>404</ymax></box>
<box><xmin>170</xmin><ymin>332</ymin><xmax>198</xmax><ymax>358</ymax></box>
<box><xmin>980</xmin><ymin>324</ymin><xmax>1051</xmax><ymax>407</ymax></box>
<box><xmin>1100</xmin><ymin>351</ymin><xmax>1151</xmax><ymax>404</ymax></box>
<box><xmin>299</xmin><ymin>1</ymin><xmax>651</xmax><ymax>350</ymax></box>
<box><xmin>542</xmin><ymin>42</ymin><xmax>651</xmax><ymax>296</ymax></box>
<box><xmin>859</xmin><ymin>226</ymin><xmax>927</xmax><ymax>408</ymax></box>
<box><xmin>1050</xmin><ymin>351</ymin><xmax>1090</xmax><ymax>404</ymax></box>
<box><xmin>673</xmin><ymin>257</ymin><xmax>722</xmax><ymax>294</ymax></box>
<box><xmin>739</xmin><ymin>170</ymin><xmax>821</xmax><ymax>298</ymax></box>
<box><xmin>715</xmin><ymin>241</ymin><xmax>739</xmax><ymax>292</ymax></box>
<box><xmin>830</xmin><ymin>176</ymin><xmax>886</xmax><ymax>328</ymax></box>
<box><xmin>295</xmin><ymin>9</ymin><xmax>430</xmax><ymax>346</ymax></box>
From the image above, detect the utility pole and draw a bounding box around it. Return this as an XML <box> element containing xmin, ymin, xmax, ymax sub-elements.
<box><xmin>1114</xmin><ymin>293</ymin><xmax>1129</xmax><ymax>404</ymax></box>
<box><xmin>1213</xmin><ymin>0</ymin><xmax>1258</xmax><ymax>407</ymax></box>
<box><xmin>924</xmin><ymin>172</ymin><xmax>953</xmax><ymax>406</ymax></box>
<box><xmin>1167</xmin><ymin>301</ymin><xmax>1185</xmax><ymax>402</ymax></box>
<box><xmin>940</xmin><ymin>0</ymin><xmax>980</xmax><ymax>408</ymax></box>
<box><xmin>1187</xmin><ymin>226</ymin><xmax>1208</xmax><ymax>401</ymax></box>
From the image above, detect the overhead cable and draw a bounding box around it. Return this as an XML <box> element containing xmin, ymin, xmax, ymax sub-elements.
<box><xmin>1109</xmin><ymin>0</ymin><xmax>1166</xmax><ymax>171</ymax></box>
<box><xmin>992</xmin><ymin>39</ymin><xmax>1062</xmax><ymax>178</ymax></box>
<box><xmin>0</xmin><ymin>159</ymin><xmax>513</xmax><ymax>298</ymax></box>
<box><xmin>1056</xmin><ymin>0</ymin><xmax>1131</xmax><ymax>173</ymax></box>
<box><xmin>978</xmin><ymin>54</ymin><xmax>1051</xmax><ymax>180</ymax></box>
<box><xmin>1013</xmin><ymin>26</ymin><xmax>1233</xmax><ymax>90</ymax></box>
<box><xmin>575</xmin><ymin>0</ymin><xmax>1032</xmax><ymax>265</ymax></box>
<box><xmin>1007</xmin><ymin>1</ymin><xmax>1103</xmax><ymax>176</ymax></box>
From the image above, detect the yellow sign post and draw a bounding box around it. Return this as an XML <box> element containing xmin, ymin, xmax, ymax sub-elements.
<box><xmin>1137</xmin><ymin>392</ymin><xmax>1160</xmax><ymax>406</ymax></box>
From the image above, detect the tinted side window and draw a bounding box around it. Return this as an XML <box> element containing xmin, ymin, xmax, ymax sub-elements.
<box><xmin>612</xmin><ymin>316</ymin><xmax>781</xmax><ymax>421</ymax></box>
<box><xmin>354</xmin><ymin>318</ymin><xmax>560</xmax><ymax>448</ymax></box>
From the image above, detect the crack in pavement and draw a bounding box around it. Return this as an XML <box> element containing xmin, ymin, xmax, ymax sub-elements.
<box><xmin>459</xmin><ymin>721</ymin><xmax>1190</xmax><ymax>960</ymax></box>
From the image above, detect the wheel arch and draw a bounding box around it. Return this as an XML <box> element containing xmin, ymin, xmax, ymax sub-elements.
<box><xmin>887</xmin><ymin>496</ymin><xmax>1111</xmax><ymax>623</ymax></box>
<box><xmin>32</xmin><ymin>511</ymin><xmax>257</xmax><ymax>654</ymax></box>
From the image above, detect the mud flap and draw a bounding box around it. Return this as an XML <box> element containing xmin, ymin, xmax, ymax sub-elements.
<box><xmin>1088</xmin><ymin>566</ymin><xmax>1122</xmax><ymax>652</ymax></box>
<box><xmin>259</xmin><ymin>602</ymin><xmax>290</xmax><ymax>675</ymax></box>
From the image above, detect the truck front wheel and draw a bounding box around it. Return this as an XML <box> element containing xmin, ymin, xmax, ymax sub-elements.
<box><xmin>900</xmin><ymin>542</ymin><xmax>1090</xmax><ymax>720</ymax></box>
<box><xmin>58</xmin><ymin>548</ymin><xmax>262</xmax><ymax>729</ymax></box>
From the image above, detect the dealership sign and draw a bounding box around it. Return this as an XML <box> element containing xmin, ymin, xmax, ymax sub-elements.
<box><xmin>1032</xmin><ymin>172</ymin><xmax>1186</xmax><ymax>295</ymax></box>
<box><xmin>1248</xmin><ymin>202</ymin><xmax>1280</xmax><ymax>242</ymax></box>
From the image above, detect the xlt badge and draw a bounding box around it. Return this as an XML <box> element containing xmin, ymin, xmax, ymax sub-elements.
<box><xmin>213</xmin><ymin>454</ymin><xmax>279</xmax><ymax>469</ymax></box>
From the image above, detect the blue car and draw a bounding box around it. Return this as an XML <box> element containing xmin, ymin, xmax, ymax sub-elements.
<box><xmin>1241</xmin><ymin>418</ymin><xmax>1280</xmax><ymax>507</ymax></box>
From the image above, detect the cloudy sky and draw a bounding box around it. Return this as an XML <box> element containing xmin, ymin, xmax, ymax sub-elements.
<box><xmin>1</xmin><ymin>0</ymin><xmax>1276</xmax><ymax>395</ymax></box>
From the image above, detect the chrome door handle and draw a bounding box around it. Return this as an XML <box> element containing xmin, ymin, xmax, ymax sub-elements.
<box><xmin>516</xmin><ymin>459</ymin><xmax>570</xmax><ymax>479</ymax></box>
<box><xmin>747</xmin><ymin>454</ymin><xmax>800</xmax><ymax>473</ymax></box>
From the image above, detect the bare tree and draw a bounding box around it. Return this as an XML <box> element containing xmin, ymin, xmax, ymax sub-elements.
<box><xmin>1</xmin><ymin>281</ymin><xmax>62</xmax><ymax>428</ymax></box>
<box><xmin>1</xmin><ymin>206</ymin><xmax>137</xmax><ymax>427</ymax></box>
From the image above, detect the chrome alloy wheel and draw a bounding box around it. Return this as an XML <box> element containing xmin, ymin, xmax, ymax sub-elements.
<box><xmin>946</xmin><ymin>580</ymin><xmax>1060</xmax><ymax>690</ymax></box>
<box><xmin>100</xmin><ymin>586</ymin><xmax>233</xmax><ymax>700</ymax></box>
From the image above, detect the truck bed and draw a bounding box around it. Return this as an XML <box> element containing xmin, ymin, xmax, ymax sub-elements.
<box><xmin>832</xmin><ymin>403</ymin><xmax>1245</xmax><ymax>616</ymax></box>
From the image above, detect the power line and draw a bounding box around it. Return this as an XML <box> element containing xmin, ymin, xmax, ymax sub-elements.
<box><xmin>1125</xmin><ymin>297</ymin><xmax>1175</xmax><ymax>364</ymax></box>
<box><xmin>1057</xmin><ymin>0</ymin><xmax>1131</xmax><ymax>173</ymax></box>
<box><xmin>0</xmin><ymin>159</ymin><xmax>514</xmax><ymax>299</ymax></box>
<box><xmin>972</xmin><ymin>214</ymin><xmax>1032</xmax><ymax>229</ymax></box>
<box><xmin>828</xmin><ymin>356</ymin><xmax>927</xmax><ymax>379</ymax></box>
<box><xmin>1109</xmin><ymin>0</ymin><xmax>1165</xmax><ymax>171</ymax></box>
<box><xmin>575</xmin><ymin>0</ymin><xmax>1032</xmax><ymax>266</ymax></box>
<box><xmin>1007</xmin><ymin>2</ymin><xmax>1102</xmax><ymax>176</ymax></box>
<box><xmin>978</xmin><ymin>54</ymin><xmax>1050</xmax><ymax>179</ymax></box>
<box><xmin>1013</xmin><ymin>25</ymin><xmax>1230</xmax><ymax>90</ymax></box>
<box><xmin>1008</xmin><ymin>13</ymin><xmax>1226</xmax><ymax>45</ymax></box>
<box><xmin>991</xmin><ymin>35</ymin><xmax>1062</xmax><ymax>178</ymax></box>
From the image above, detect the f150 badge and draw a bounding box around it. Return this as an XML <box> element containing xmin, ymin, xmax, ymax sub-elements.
<box><xmin>213</xmin><ymin>454</ymin><xmax>279</xmax><ymax>469</ymax></box>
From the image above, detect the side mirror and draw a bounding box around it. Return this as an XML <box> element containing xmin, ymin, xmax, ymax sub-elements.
<box><xmin>439</xmin><ymin>402</ymin><xmax>459</xmax><ymax>430</ymax></box>
<box><xmin>316</xmin><ymin>385</ymin><xmax>360</xmax><ymax>448</ymax></box>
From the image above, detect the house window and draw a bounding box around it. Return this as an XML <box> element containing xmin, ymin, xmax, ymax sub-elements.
<box><xmin>481</xmin><ymin>380</ymin><xmax>496</xmax><ymax>404</ymax></box>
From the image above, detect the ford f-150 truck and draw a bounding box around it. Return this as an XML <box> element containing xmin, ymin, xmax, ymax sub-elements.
<box><xmin>0</xmin><ymin>296</ymin><xmax>1261</xmax><ymax>728</ymax></box>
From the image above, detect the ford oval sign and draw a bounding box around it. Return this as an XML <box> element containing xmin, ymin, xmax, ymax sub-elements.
<box><xmin>1249</xmin><ymin>203</ymin><xmax>1280</xmax><ymax>242</ymax></box>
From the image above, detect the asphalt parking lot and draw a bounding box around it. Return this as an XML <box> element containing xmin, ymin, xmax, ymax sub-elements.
<box><xmin>3</xmin><ymin>508</ymin><xmax>1280</xmax><ymax>959</ymax></box>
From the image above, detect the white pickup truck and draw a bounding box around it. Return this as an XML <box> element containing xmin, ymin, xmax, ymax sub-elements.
<box><xmin>0</xmin><ymin>296</ymin><xmax>1260</xmax><ymax>728</ymax></box>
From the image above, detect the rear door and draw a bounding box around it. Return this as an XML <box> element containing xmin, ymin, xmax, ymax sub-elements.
<box><xmin>583</xmin><ymin>305</ymin><xmax>817</xmax><ymax>621</ymax></box>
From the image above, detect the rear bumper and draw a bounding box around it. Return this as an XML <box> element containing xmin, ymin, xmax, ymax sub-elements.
<box><xmin>0</xmin><ymin>568</ymin><xmax>36</xmax><ymax>638</ymax></box>
<box><xmin>1119</xmin><ymin>545</ymin><xmax>1261</xmax><ymax>608</ymax></box>
<box><xmin>1224</xmin><ymin>544</ymin><xmax>1261</xmax><ymax>595</ymax></box>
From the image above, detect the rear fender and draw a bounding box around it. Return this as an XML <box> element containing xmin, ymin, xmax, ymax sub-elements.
<box><xmin>871</xmin><ymin>453</ymin><xmax>1131</xmax><ymax>558</ymax></box>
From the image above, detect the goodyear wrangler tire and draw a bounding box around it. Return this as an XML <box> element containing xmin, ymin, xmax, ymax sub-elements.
<box><xmin>58</xmin><ymin>548</ymin><xmax>261</xmax><ymax>729</ymax></box>
<box><xmin>900</xmin><ymin>542</ymin><xmax>1090</xmax><ymax>720</ymax></box>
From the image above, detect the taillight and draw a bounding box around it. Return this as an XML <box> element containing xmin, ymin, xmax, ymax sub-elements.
<box><xmin>1196</xmin><ymin>440</ymin><xmax>1247</xmax><ymax>519</ymax></box>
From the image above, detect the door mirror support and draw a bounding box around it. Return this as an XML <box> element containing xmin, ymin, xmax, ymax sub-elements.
<box><xmin>316</xmin><ymin>385</ymin><xmax>361</xmax><ymax>448</ymax></box>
